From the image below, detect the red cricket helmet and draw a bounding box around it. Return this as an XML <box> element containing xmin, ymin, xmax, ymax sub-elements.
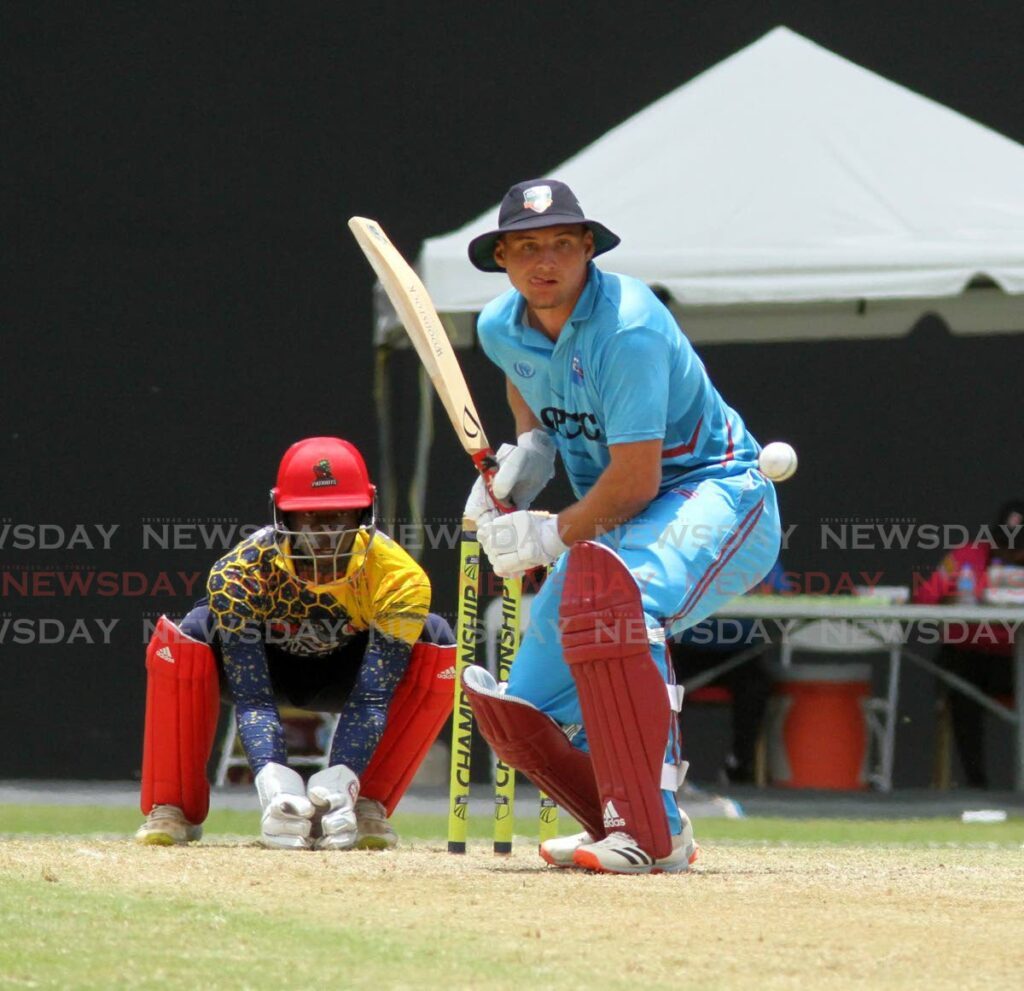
<box><xmin>271</xmin><ymin>437</ymin><xmax>376</xmax><ymax>512</ymax></box>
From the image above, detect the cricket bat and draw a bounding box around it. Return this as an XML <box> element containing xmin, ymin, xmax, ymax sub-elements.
<box><xmin>348</xmin><ymin>216</ymin><xmax>511</xmax><ymax>510</ymax></box>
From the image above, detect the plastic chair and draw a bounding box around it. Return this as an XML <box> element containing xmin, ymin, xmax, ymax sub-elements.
<box><xmin>214</xmin><ymin>707</ymin><xmax>339</xmax><ymax>786</ymax></box>
<box><xmin>778</xmin><ymin>619</ymin><xmax>902</xmax><ymax>791</ymax></box>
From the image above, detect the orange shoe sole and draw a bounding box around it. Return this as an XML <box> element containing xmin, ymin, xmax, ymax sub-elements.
<box><xmin>573</xmin><ymin>842</ymin><xmax>699</xmax><ymax>875</ymax></box>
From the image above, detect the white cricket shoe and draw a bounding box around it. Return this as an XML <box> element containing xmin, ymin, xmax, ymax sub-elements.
<box><xmin>134</xmin><ymin>804</ymin><xmax>203</xmax><ymax>846</ymax></box>
<box><xmin>572</xmin><ymin>812</ymin><xmax>699</xmax><ymax>875</ymax></box>
<box><xmin>539</xmin><ymin>830</ymin><xmax>594</xmax><ymax>869</ymax></box>
<box><xmin>354</xmin><ymin>798</ymin><xmax>398</xmax><ymax>850</ymax></box>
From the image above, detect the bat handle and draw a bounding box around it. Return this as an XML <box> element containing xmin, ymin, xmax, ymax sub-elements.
<box><xmin>472</xmin><ymin>449</ymin><xmax>516</xmax><ymax>515</ymax></box>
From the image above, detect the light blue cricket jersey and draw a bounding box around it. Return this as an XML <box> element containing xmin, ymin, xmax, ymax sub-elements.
<box><xmin>477</xmin><ymin>264</ymin><xmax>760</xmax><ymax>499</ymax></box>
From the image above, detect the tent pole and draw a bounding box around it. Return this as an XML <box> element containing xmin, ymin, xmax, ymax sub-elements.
<box><xmin>373</xmin><ymin>343</ymin><xmax>397</xmax><ymax>532</ymax></box>
<box><xmin>406</xmin><ymin>363</ymin><xmax>434</xmax><ymax>562</ymax></box>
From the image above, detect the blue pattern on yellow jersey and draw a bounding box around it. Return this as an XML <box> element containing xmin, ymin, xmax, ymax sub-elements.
<box><xmin>207</xmin><ymin>526</ymin><xmax>431</xmax><ymax>774</ymax></box>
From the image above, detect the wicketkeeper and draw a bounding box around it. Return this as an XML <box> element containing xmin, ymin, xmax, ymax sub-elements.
<box><xmin>460</xmin><ymin>179</ymin><xmax>782</xmax><ymax>874</ymax></box>
<box><xmin>135</xmin><ymin>436</ymin><xmax>455</xmax><ymax>849</ymax></box>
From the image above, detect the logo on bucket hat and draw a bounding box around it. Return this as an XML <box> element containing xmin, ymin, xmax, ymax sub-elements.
<box><xmin>467</xmin><ymin>178</ymin><xmax>620</xmax><ymax>273</ymax></box>
<box><xmin>522</xmin><ymin>185</ymin><xmax>553</xmax><ymax>213</ymax></box>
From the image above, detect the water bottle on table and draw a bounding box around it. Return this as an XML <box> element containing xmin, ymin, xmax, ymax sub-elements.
<box><xmin>956</xmin><ymin>563</ymin><xmax>976</xmax><ymax>604</ymax></box>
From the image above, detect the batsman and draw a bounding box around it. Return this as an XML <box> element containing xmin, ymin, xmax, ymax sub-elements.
<box><xmin>461</xmin><ymin>179</ymin><xmax>782</xmax><ymax>874</ymax></box>
<box><xmin>135</xmin><ymin>436</ymin><xmax>455</xmax><ymax>850</ymax></box>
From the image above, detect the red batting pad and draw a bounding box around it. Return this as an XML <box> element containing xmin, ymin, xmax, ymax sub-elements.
<box><xmin>560</xmin><ymin>541</ymin><xmax>672</xmax><ymax>859</ymax></box>
<box><xmin>140</xmin><ymin>616</ymin><xmax>220</xmax><ymax>824</ymax></box>
<box><xmin>360</xmin><ymin>641</ymin><xmax>456</xmax><ymax>815</ymax></box>
<box><xmin>463</xmin><ymin>667</ymin><xmax>605</xmax><ymax>840</ymax></box>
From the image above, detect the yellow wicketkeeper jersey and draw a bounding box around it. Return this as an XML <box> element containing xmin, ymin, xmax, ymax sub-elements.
<box><xmin>207</xmin><ymin>525</ymin><xmax>430</xmax><ymax>654</ymax></box>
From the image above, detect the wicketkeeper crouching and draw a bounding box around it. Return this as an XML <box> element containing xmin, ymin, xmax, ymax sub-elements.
<box><xmin>135</xmin><ymin>436</ymin><xmax>455</xmax><ymax>850</ymax></box>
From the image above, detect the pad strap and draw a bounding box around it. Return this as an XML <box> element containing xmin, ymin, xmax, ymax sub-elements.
<box><xmin>662</xmin><ymin>760</ymin><xmax>689</xmax><ymax>790</ymax></box>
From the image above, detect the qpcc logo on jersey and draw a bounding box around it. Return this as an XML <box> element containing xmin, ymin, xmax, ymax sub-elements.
<box><xmin>513</xmin><ymin>360</ymin><xmax>535</xmax><ymax>379</ymax></box>
<box><xmin>541</xmin><ymin>406</ymin><xmax>602</xmax><ymax>441</ymax></box>
<box><xmin>522</xmin><ymin>185</ymin><xmax>552</xmax><ymax>213</ymax></box>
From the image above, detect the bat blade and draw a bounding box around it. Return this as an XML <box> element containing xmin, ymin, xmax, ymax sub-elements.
<box><xmin>348</xmin><ymin>216</ymin><xmax>491</xmax><ymax>459</ymax></box>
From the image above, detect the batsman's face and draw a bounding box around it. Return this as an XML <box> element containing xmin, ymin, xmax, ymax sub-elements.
<box><xmin>494</xmin><ymin>225</ymin><xmax>594</xmax><ymax>321</ymax></box>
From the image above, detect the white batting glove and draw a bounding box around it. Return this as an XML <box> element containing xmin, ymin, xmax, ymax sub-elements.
<box><xmin>307</xmin><ymin>764</ymin><xmax>360</xmax><ymax>851</ymax></box>
<box><xmin>494</xmin><ymin>430</ymin><xmax>556</xmax><ymax>506</ymax></box>
<box><xmin>478</xmin><ymin>510</ymin><xmax>569</xmax><ymax>578</ymax></box>
<box><xmin>464</xmin><ymin>443</ymin><xmax>514</xmax><ymax>529</ymax></box>
<box><xmin>463</xmin><ymin>430</ymin><xmax>557</xmax><ymax>528</ymax></box>
<box><xmin>255</xmin><ymin>762</ymin><xmax>315</xmax><ymax>850</ymax></box>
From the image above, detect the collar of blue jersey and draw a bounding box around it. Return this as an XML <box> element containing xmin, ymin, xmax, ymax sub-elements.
<box><xmin>564</xmin><ymin>262</ymin><xmax>602</xmax><ymax>326</ymax></box>
<box><xmin>511</xmin><ymin>299</ymin><xmax>554</xmax><ymax>349</ymax></box>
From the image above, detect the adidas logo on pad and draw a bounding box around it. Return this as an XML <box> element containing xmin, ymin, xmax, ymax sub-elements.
<box><xmin>603</xmin><ymin>800</ymin><xmax>626</xmax><ymax>829</ymax></box>
<box><xmin>437</xmin><ymin>666</ymin><xmax>456</xmax><ymax>680</ymax></box>
<box><xmin>156</xmin><ymin>647</ymin><xmax>175</xmax><ymax>663</ymax></box>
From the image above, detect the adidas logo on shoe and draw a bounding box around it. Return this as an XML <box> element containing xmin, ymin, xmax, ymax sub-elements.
<box><xmin>156</xmin><ymin>647</ymin><xmax>175</xmax><ymax>663</ymax></box>
<box><xmin>602</xmin><ymin>799</ymin><xmax>625</xmax><ymax>829</ymax></box>
<box><xmin>437</xmin><ymin>666</ymin><xmax>457</xmax><ymax>680</ymax></box>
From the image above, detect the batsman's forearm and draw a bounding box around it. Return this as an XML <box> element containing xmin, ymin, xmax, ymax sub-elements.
<box><xmin>556</xmin><ymin>486</ymin><xmax>652</xmax><ymax>544</ymax></box>
<box><xmin>506</xmin><ymin>379</ymin><xmax>543</xmax><ymax>436</ymax></box>
<box><xmin>556</xmin><ymin>439</ymin><xmax>662</xmax><ymax>544</ymax></box>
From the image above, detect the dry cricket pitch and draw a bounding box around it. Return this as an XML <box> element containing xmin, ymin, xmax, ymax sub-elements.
<box><xmin>3</xmin><ymin>838</ymin><xmax>1022</xmax><ymax>990</ymax></box>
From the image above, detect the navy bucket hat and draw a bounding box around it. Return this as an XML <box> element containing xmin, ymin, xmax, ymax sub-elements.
<box><xmin>467</xmin><ymin>179</ymin><xmax>620</xmax><ymax>273</ymax></box>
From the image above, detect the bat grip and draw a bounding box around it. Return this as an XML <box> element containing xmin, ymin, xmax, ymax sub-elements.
<box><xmin>472</xmin><ymin>450</ymin><xmax>516</xmax><ymax>515</ymax></box>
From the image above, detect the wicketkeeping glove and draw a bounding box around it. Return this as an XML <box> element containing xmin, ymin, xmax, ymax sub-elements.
<box><xmin>254</xmin><ymin>762</ymin><xmax>315</xmax><ymax>850</ymax></box>
<box><xmin>307</xmin><ymin>764</ymin><xmax>360</xmax><ymax>851</ymax></box>
<box><xmin>478</xmin><ymin>510</ymin><xmax>570</xmax><ymax>578</ymax></box>
<box><xmin>463</xmin><ymin>430</ymin><xmax>557</xmax><ymax>529</ymax></box>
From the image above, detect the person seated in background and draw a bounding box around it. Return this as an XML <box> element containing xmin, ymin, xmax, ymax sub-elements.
<box><xmin>669</xmin><ymin>559</ymin><xmax>786</xmax><ymax>785</ymax></box>
<box><xmin>913</xmin><ymin>499</ymin><xmax>1024</xmax><ymax>788</ymax></box>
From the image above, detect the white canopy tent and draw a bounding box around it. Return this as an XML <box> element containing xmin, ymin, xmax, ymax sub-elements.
<box><xmin>374</xmin><ymin>26</ymin><xmax>1024</xmax><ymax>532</ymax></box>
<box><xmin>407</xmin><ymin>25</ymin><xmax>1024</xmax><ymax>346</ymax></box>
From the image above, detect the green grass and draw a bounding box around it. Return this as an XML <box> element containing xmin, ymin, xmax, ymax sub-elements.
<box><xmin>2</xmin><ymin>804</ymin><xmax>1022</xmax><ymax>846</ymax></box>
<box><xmin>5</xmin><ymin>806</ymin><xmax>1024</xmax><ymax>991</ymax></box>
<box><xmin>0</xmin><ymin>876</ymin><xmax>486</xmax><ymax>991</ymax></box>
<box><xmin>0</xmin><ymin>804</ymin><xmax>260</xmax><ymax>838</ymax></box>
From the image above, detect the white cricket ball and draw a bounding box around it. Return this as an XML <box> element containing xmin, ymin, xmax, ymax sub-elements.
<box><xmin>758</xmin><ymin>442</ymin><xmax>798</xmax><ymax>482</ymax></box>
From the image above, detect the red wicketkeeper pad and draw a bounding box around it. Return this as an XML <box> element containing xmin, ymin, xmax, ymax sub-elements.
<box><xmin>463</xmin><ymin>668</ymin><xmax>605</xmax><ymax>840</ymax></box>
<box><xmin>360</xmin><ymin>641</ymin><xmax>456</xmax><ymax>815</ymax></box>
<box><xmin>560</xmin><ymin>541</ymin><xmax>673</xmax><ymax>860</ymax></box>
<box><xmin>140</xmin><ymin>615</ymin><xmax>221</xmax><ymax>824</ymax></box>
